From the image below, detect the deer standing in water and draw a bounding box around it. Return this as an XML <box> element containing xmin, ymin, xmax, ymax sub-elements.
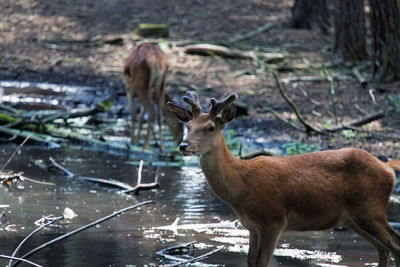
<box><xmin>168</xmin><ymin>91</ymin><xmax>400</xmax><ymax>266</ymax></box>
<box><xmin>123</xmin><ymin>42</ymin><xmax>183</xmax><ymax>151</ymax></box>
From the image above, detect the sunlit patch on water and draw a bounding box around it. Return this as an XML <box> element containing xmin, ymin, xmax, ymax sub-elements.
<box><xmin>274</xmin><ymin>247</ymin><xmax>342</xmax><ymax>263</ymax></box>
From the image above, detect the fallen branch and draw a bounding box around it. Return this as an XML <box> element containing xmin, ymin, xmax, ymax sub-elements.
<box><xmin>183</xmin><ymin>43</ymin><xmax>256</xmax><ymax>60</ymax></box>
<box><xmin>21</xmin><ymin>176</ymin><xmax>56</xmax><ymax>186</ymax></box>
<box><xmin>272</xmin><ymin>72</ymin><xmax>324</xmax><ymax>134</ymax></box>
<box><xmin>9</xmin><ymin>216</ymin><xmax>63</xmax><ymax>266</ymax></box>
<box><xmin>327</xmin><ymin>111</ymin><xmax>385</xmax><ymax>132</ymax></box>
<box><xmin>48</xmin><ymin>157</ymin><xmax>74</xmax><ymax>178</ymax></box>
<box><xmin>80</xmin><ymin>176</ymin><xmax>135</xmax><ymax>191</ymax></box>
<box><xmin>0</xmin><ymin>255</ymin><xmax>42</xmax><ymax>267</ymax></box>
<box><xmin>322</xmin><ymin>66</ymin><xmax>338</xmax><ymax>125</ymax></box>
<box><xmin>165</xmin><ymin>247</ymin><xmax>223</xmax><ymax>267</ymax></box>
<box><xmin>11</xmin><ymin>201</ymin><xmax>155</xmax><ymax>267</ymax></box>
<box><xmin>352</xmin><ymin>66</ymin><xmax>368</xmax><ymax>87</ymax></box>
<box><xmin>122</xmin><ymin>162</ymin><xmax>160</xmax><ymax>194</ymax></box>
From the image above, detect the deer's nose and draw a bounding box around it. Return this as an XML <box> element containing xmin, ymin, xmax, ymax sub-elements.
<box><xmin>179</xmin><ymin>142</ymin><xmax>191</xmax><ymax>152</ymax></box>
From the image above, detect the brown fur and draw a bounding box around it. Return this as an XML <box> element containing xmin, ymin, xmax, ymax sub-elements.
<box><xmin>169</xmin><ymin>94</ymin><xmax>400</xmax><ymax>267</ymax></box>
<box><xmin>123</xmin><ymin>42</ymin><xmax>183</xmax><ymax>151</ymax></box>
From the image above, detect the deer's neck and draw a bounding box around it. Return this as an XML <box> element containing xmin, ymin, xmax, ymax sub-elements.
<box><xmin>199</xmin><ymin>132</ymin><xmax>242</xmax><ymax>204</ymax></box>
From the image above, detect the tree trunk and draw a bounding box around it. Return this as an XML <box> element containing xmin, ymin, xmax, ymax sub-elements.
<box><xmin>333</xmin><ymin>0</ymin><xmax>368</xmax><ymax>62</ymax></box>
<box><xmin>369</xmin><ymin>0</ymin><xmax>400</xmax><ymax>81</ymax></box>
<box><xmin>288</xmin><ymin>0</ymin><xmax>330</xmax><ymax>34</ymax></box>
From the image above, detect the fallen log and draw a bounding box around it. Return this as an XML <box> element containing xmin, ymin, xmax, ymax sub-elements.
<box><xmin>184</xmin><ymin>43</ymin><xmax>256</xmax><ymax>60</ymax></box>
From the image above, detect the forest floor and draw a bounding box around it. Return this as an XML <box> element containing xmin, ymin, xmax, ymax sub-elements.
<box><xmin>0</xmin><ymin>0</ymin><xmax>399</xmax><ymax>158</ymax></box>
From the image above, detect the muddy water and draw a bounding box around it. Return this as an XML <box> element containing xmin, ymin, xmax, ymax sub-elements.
<box><xmin>0</xmin><ymin>81</ymin><xmax>400</xmax><ymax>266</ymax></box>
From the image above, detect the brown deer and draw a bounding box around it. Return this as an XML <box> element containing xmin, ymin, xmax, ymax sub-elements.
<box><xmin>168</xmin><ymin>91</ymin><xmax>400</xmax><ymax>267</ymax></box>
<box><xmin>123</xmin><ymin>42</ymin><xmax>183</xmax><ymax>151</ymax></box>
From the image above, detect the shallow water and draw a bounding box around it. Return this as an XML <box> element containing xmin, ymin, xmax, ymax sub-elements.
<box><xmin>1</xmin><ymin>145</ymin><xmax>399</xmax><ymax>267</ymax></box>
<box><xmin>1</xmin><ymin>81</ymin><xmax>400</xmax><ymax>266</ymax></box>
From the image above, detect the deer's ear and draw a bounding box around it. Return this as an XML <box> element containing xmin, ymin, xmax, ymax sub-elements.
<box><xmin>167</xmin><ymin>102</ymin><xmax>193</xmax><ymax>123</ymax></box>
<box><xmin>220</xmin><ymin>103</ymin><xmax>236</xmax><ymax>124</ymax></box>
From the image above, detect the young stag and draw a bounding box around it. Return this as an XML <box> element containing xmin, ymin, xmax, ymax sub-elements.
<box><xmin>168</xmin><ymin>91</ymin><xmax>400</xmax><ymax>267</ymax></box>
<box><xmin>123</xmin><ymin>42</ymin><xmax>183</xmax><ymax>151</ymax></box>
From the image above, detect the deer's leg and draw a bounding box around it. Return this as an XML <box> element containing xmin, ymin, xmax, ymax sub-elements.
<box><xmin>342</xmin><ymin>216</ymin><xmax>390</xmax><ymax>267</ymax></box>
<box><xmin>255</xmin><ymin>224</ymin><xmax>282</xmax><ymax>267</ymax></box>
<box><xmin>136</xmin><ymin>106</ymin><xmax>145</xmax><ymax>143</ymax></box>
<box><xmin>350</xmin><ymin>210</ymin><xmax>400</xmax><ymax>265</ymax></box>
<box><xmin>247</xmin><ymin>231</ymin><xmax>259</xmax><ymax>267</ymax></box>
<box><xmin>143</xmin><ymin>101</ymin><xmax>156</xmax><ymax>150</ymax></box>
<box><xmin>157</xmin><ymin>106</ymin><xmax>164</xmax><ymax>152</ymax></box>
<box><xmin>385</xmin><ymin>224</ymin><xmax>400</xmax><ymax>266</ymax></box>
<box><xmin>126</xmin><ymin>90</ymin><xmax>137</xmax><ymax>144</ymax></box>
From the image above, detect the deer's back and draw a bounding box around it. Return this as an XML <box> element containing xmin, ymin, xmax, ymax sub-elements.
<box><xmin>235</xmin><ymin>148</ymin><xmax>395</xmax><ymax>229</ymax></box>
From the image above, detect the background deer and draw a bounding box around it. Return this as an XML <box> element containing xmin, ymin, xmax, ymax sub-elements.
<box><xmin>168</xmin><ymin>91</ymin><xmax>400</xmax><ymax>267</ymax></box>
<box><xmin>123</xmin><ymin>42</ymin><xmax>183</xmax><ymax>151</ymax></box>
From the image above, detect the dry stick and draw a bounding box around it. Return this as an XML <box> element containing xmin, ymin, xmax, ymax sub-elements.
<box><xmin>9</xmin><ymin>216</ymin><xmax>63</xmax><ymax>267</ymax></box>
<box><xmin>0</xmin><ymin>255</ymin><xmax>42</xmax><ymax>267</ymax></box>
<box><xmin>327</xmin><ymin>111</ymin><xmax>385</xmax><ymax>132</ymax></box>
<box><xmin>165</xmin><ymin>247</ymin><xmax>223</xmax><ymax>267</ymax></box>
<box><xmin>272</xmin><ymin>72</ymin><xmax>324</xmax><ymax>134</ymax></box>
<box><xmin>48</xmin><ymin>157</ymin><xmax>74</xmax><ymax>178</ymax></box>
<box><xmin>0</xmin><ymin>136</ymin><xmax>30</xmax><ymax>173</ymax></box>
<box><xmin>122</xmin><ymin>164</ymin><xmax>160</xmax><ymax>194</ymax></box>
<box><xmin>21</xmin><ymin>176</ymin><xmax>56</xmax><ymax>186</ymax></box>
<box><xmin>11</xmin><ymin>201</ymin><xmax>155</xmax><ymax>267</ymax></box>
<box><xmin>322</xmin><ymin>66</ymin><xmax>338</xmax><ymax>125</ymax></box>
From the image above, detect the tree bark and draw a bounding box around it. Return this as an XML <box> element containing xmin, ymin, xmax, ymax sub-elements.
<box><xmin>333</xmin><ymin>0</ymin><xmax>368</xmax><ymax>62</ymax></box>
<box><xmin>288</xmin><ymin>0</ymin><xmax>330</xmax><ymax>34</ymax></box>
<box><xmin>369</xmin><ymin>0</ymin><xmax>400</xmax><ymax>81</ymax></box>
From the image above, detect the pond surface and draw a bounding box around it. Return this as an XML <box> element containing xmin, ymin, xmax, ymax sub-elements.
<box><xmin>1</xmin><ymin>144</ymin><xmax>399</xmax><ymax>267</ymax></box>
<box><xmin>0</xmin><ymin>80</ymin><xmax>400</xmax><ymax>267</ymax></box>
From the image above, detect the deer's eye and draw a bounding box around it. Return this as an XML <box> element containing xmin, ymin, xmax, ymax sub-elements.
<box><xmin>208</xmin><ymin>126</ymin><xmax>215</xmax><ymax>132</ymax></box>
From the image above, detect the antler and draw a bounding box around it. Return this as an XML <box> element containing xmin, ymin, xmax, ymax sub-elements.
<box><xmin>182</xmin><ymin>91</ymin><xmax>202</xmax><ymax>118</ymax></box>
<box><xmin>209</xmin><ymin>93</ymin><xmax>238</xmax><ymax>117</ymax></box>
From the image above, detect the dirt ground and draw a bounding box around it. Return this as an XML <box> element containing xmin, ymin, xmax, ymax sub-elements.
<box><xmin>0</xmin><ymin>0</ymin><xmax>399</xmax><ymax>158</ymax></box>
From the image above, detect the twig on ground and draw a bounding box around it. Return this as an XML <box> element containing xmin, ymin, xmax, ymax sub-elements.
<box><xmin>11</xmin><ymin>201</ymin><xmax>155</xmax><ymax>267</ymax></box>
